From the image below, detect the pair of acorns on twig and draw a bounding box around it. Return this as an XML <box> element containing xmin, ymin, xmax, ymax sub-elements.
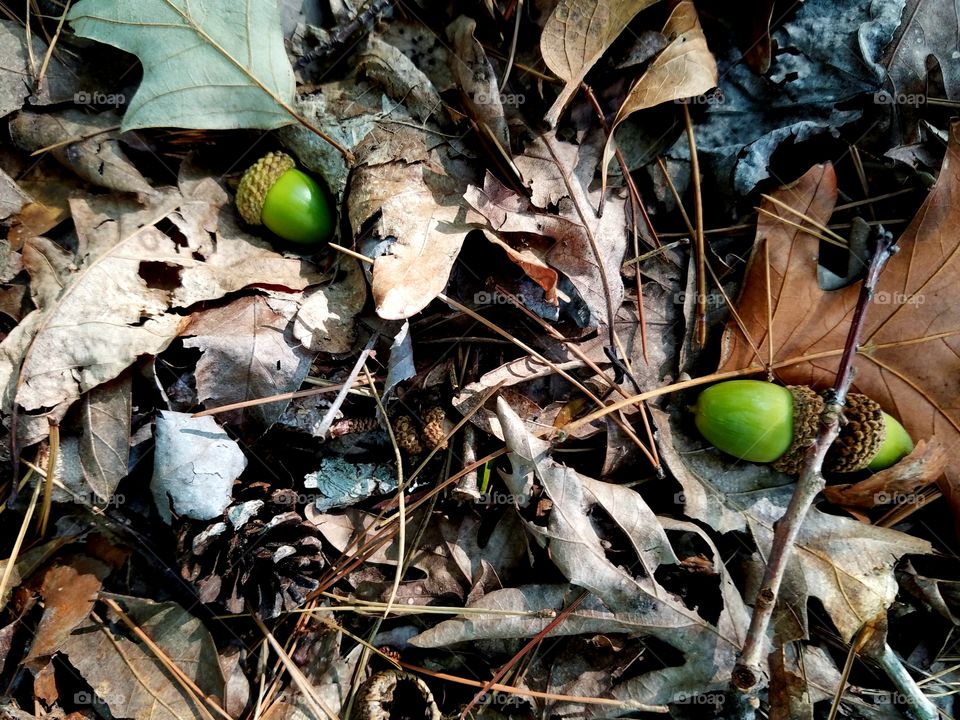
<box><xmin>693</xmin><ymin>380</ymin><xmax>913</xmax><ymax>473</ymax></box>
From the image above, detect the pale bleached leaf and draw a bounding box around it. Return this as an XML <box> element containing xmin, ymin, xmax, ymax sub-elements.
<box><xmin>151</xmin><ymin>411</ymin><xmax>245</xmax><ymax>524</ymax></box>
<box><xmin>293</xmin><ymin>258</ymin><xmax>367</xmax><ymax>354</ymax></box>
<box><xmin>67</xmin><ymin>0</ymin><xmax>295</xmax><ymax>131</ymax></box>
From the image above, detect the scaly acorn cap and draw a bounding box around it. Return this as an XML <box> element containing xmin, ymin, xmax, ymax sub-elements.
<box><xmin>235</xmin><ymin>151</ymin><xmax>296</xmax><ymax>225</ymax></box>
<box><xmin>826</xmin><ymin>393</ymin><xmax>885</xmax><ymax>472</ymax></box>
<box><xmin>771</xmin><ymin>385</ymin><xmax>824</xmax><ymax>475</ymax></box>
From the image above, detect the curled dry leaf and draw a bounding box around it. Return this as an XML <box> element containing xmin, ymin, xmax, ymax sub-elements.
<box><xmin>10</xmin><ymin>110</ymin><xmax>154</xmax><ymax>195</ymax></box>
<box><xmin>447</xmin><ymin>16</ymin><xmax>509</xmax><ymax>148</ymax></box>
<box><xmin>822</xmin><ymin>439</ymin><xmax>947</xmax><ymax>509</ymax></box>
<box><xmin>348</xmin><ymin>124</ymin><xmax>478</xmax><ymax>320</ymax></box>
<box><xmin>717</xmin><ymin>125</ymin><xmax>960</xmax><ymax>520</ymax></box>
<box><xmin>600</xmin><ymin>1</ymin><xmax>718</xmax><ymax>192</ymax></box>
<box><xmin>540</xmin><ymin>0</ymin><xmax>661</xmax><ymax>127</ymax></box>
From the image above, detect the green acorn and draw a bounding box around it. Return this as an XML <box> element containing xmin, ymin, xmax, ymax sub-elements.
<box><xmin>235</xmin><ymin>151</ymin><xmax>334</xmax><ymax>245</ymax></box>
<box><xmin>692</xmin><ymin>380</ymin><xmax>913</xmax><ymax>473</ymax></box>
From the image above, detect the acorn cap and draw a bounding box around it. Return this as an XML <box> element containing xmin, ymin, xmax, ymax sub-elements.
<box><xmin>235</xmin><ymin>151</ymin><xmax>296</xmax><ymax>225</ymax></box>
<box><xmin>772</xmin><ymin>385</ymin><xmax>824</xmax><ymax>475</ymax></box>
<box><xmin>826</xmin><ymin>393</ymin><xmax>885</xmax><ymax>472</ymax></box>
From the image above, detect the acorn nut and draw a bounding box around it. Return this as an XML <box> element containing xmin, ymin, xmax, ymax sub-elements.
<box><xmin>235</xmin><ymin>151</ymin><xmax>334</xmax><ymax>246</ymax></box>
<box><xmin>692</xmin><ymin>379</ymin><xmax>913</xmax><ymax>473</ymax></box>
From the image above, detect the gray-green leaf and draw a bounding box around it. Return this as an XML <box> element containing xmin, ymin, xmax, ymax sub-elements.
<box><xmin>67</xmin><ymin>0</ymin><xmax>295</xmax><ymax>131</ymax></box>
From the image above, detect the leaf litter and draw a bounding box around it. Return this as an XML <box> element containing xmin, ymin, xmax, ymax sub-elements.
<box><xmin>0</xmin><ymin>0</ymin><xmax>955</xmax><ymax>718</ymax></box>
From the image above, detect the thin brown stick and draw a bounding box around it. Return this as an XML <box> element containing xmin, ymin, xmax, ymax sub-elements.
<box><xmin>731</xmin><ymin>231</ymin><xmax>898</xmax><ymax>694</ymax></box>
<box><xmin>682</xmin><ymin>104</ymin><xmax>707</xmax><ymax>346</ymax></box>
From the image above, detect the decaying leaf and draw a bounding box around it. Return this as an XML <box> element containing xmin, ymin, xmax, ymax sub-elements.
<box><xmin>67</xmin><ymin>0</ymin><xmax>295</xmax><ymax>131</ymax></box>
<box><xmin>414</xmin><ymin>397</ymin><xmax>751</xmax><ymax>706</ymax></box>
<box><xmin>61</xmin><ymin>593</ymin><xmax>226</xmax><ymax>720</ymax></box>
<box><xmin>0</xmin><ymin>167</ymin><xmax>321</xmax><ymax>447</ymax></box>
<box><xmin>0</xmin><ymin>20</ymin><xmax>76</xmax><ymax>117</ymax></box>
<box><xmin>184</xmin><ymin>293</ymin><xmax>315</xmax><ymax>430</ymax></box>
<box><xmin>150</xmin><ymin>411</ymin><xmax>246</xmax><ymax>524</ymax></box>
<box><xmin>540</xmin><ymin>0</ymin><xmax>661</xmax><ymax>126</ymax></box>
<box><xmin>600</xmin><ymin>1</ymin><xmax>718</xmax><ymax>191</ymax></box>
<box><xmin>77</xmin><ymin>371</ymin><xmax>133</xmax><ymax>502</ymax></box>
<box><xmin>293</xmin><ymin>258</ymin><xmax>367</xmax><ymax>354</ymax></box>
<box><xmin>465</xmin><ymin>131</ymin><xmax>627</xmax><ymax>329</ymax></box>
<box><xmin>10</xmin><ymin>110</ymin><xmax>154</xmax><ymax>195</ymax></box>
<box><xmin>348</xmin><ymin>124</ymin><xmax>478</xmax><ymax>319</ymax></box>
<box><xmin>447</xmin><ymin>16</ymin><xmax>509</xmax><ymax>148</ymax></box>
<box><xmin>24</xmin><ymin>559</ymin><xmax>108</xmax><ymax>669</ymax></box>
<box><xmin>881</xmin><ymin>0</ymin><xmax>960</xmax><ymax>140</ymax></box>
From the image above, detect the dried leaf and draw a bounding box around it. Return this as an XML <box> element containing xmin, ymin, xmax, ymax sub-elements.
<box><xmin>61</xmin><ymin>593</ymin><xmax>225</xmax><ymax>720</ymax></box>
<box><xmin>77</xmin><ymin>371</ymin><xmax>133</xmax><ymax>502</ymax></box>
<box><xmin>823</xmin><ymin>439</ymin><xmax>947</xmax><ymax>508</ymax></box>
<box><xmin>656</xmin><ymin>407</ymin><xmax>933</xmax><ymax>643</ymax></box>
<box><xmin>293</xmin><ymin>258</ymin><xmax>367</xmax><ymax>354</ymax></box>
<box><xmin>0</xmin><ymin>168</ymin><xmax>30</xmax><ymax>220</ymax></box>
<box><xmin>465</xmin><ymin>398</ymin><xmax>752</xmax><ymax>705</ymax></box>
<box><xmin>184</xmin><ymin>293</ymin><xmax>314</xmax><ymax>429</ymax></box>
<box><xmin>600</xmin><ymin>1</ymin><xmax>718</xmax><ymax>191</ymax></box>
<box><xmin>0</xmin><ymin>168</ymin><xmax>320</xmax><ymax>447</ymax></box>
<box><xmin>10</xmin><ymin>110</ymin><xmax>154</xmax><ymax>195</ymax></box>
<box><xmin>0</xmin><ymin>20</ymin><xmax>75</xmax><ymax>117</ymax></box>
<box><xmin>24</xmin><ymin>559</ymin><xmax>107</xmax><ymax>669</ymax></box>
<box><xmin>348</xmin><ymin>125</ymin><xmax>478</xmax><ymax>319</ymax></box>
<box><xmin>540</xmin><ymin>0</ymin><xmax>661</xmax><ymax>126</ymax></box>
<box><xmin>447</xmin><ymin>16</ymin><xmax>509</xmax><ymax>147</ymax></box>
<box><xmin>881</xmin><ymin>0</ymin><xmax>960</xmax><ymax>140</ymax></box>
<box><xmin>465</xmin><ymin>131</ymin><xmax>627</xmax><ymax>329</ymax></box>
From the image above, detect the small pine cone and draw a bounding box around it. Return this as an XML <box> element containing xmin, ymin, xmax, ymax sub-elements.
<box><xmin>329</xmin><ymin>416</ymin><xmax>379</xmax><ymax>439</ymax></box>
<box><xmin>421</xmin><ymin>407</ymin><xmax>448</xmax><ymax>450</ymax></box>
<box><xmin>176</xmin><ymin>482</ymin><xmax>325</xmax><ymax>619</ymax></box>
<box><xmin>394</xmin><ymin>416</ymin><xmax>422</xmax><ymax>455</ymax></box>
